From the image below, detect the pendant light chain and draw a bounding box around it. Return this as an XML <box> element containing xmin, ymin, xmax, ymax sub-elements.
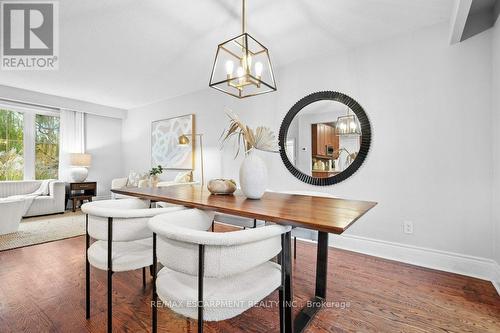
<box><xmin>242</xmin><ymin>0</ymin><xmax>246</xmax><ymax>34</ymax></box>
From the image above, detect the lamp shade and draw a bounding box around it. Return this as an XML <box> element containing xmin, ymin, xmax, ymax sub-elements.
<box><xmin>69</xmin><ymin>153</ymin><xmax>91</xmax><ymax>167</ymax></box>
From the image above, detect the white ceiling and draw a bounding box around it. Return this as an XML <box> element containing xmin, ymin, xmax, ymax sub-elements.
<box><xmin>0</xmin><ymin>0</ymin><xmax>454</xmax><ymax>109</ymax></box>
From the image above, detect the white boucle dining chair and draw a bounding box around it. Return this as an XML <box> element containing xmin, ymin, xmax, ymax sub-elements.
<box><xmin>212</xmin><ymin>212</ymin><xmax>258</xmax><ymax>231</ymax></box>
<box><xmin>148</xmin><ymin>208</ymin><xmax>292</xmax><ymax>333</ymax></box>
<box><xmin>81</xmin><ymin>198</ymin><xmax>186</xmax><ymax>333</ymax></box>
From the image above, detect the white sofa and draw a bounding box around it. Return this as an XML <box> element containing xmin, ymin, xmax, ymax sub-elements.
<box><xmin>0</xmin><ymin>180</ymin><xmax>66</xmax><ymax>217</ymax></box>
<box><xmin>0</xmin><ymin>199</ymin><xmax>27</xmax><ymax>234</ymax></box>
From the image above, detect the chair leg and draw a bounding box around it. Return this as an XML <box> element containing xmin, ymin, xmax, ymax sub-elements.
<box><xmin>278</xmin><ymin>287</ymin><xmax>284</xmax><ymax>333</ymax></box>
<box><xmin>253</xmin><ymin>219</ymin><xmax>257</xmax><ymax>228</ymax></box>
<box><xmin>107</xmin><ymin>217</ymin><xmax>113</xmax><ymax>333</ymax></box>
<box><xmin>211</xmin><ymin>220</ymin><xmax>214</xmax><ymax>232</ymax></box>
<box><xmin>294</xmin><ymin>236</ymin><xmax>297</xmax><ymax>260</ymax></box>
<box><xmin>85</xmin><ymin>214</ymin><xmax>90</xmax><ymax>319</ymax></box>
<box><xmin>149</xmin><ymin>264</ymin><xmax>154</xmax><ymax>277</ymax></box>
<box><xmin>142</xmin><ymin>267</ymin><xmax>146</xmax><ymax>288</ymax></box>
<box><xmin>198</xmin><ymin>244</ymin><xmax>205</xmax><ymax>333</ymax></box>
<box><xmin>107</xmin><ymin>269</ymin><xmax>113</xmax><ymax>333</ymax></box>
<box><xmin>152</xmin><ymin>233</ymin><xmax>158</xmax><ymax>333</ymax></box>
<box><xmin>278</xmin><ymin>246</ymin><xmax>285</xmax><ymax>333</ymax></box>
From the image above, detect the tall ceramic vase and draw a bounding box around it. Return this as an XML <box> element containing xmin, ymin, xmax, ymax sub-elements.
<box><xmin>239</xmin><ymin>149</ymin><xmax>267</xmax><ymax>199</ymax></box>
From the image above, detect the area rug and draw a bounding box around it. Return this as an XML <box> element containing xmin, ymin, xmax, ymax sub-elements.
<box><xmin>0</xmin><ymin>211</ymin><xmax>85</xmax><ymax>251</ymax></box>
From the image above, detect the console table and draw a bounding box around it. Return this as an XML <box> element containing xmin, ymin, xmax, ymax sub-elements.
<box><xmin>66</xmin><ymin>182</ymin><xmax>97</xmax><ymax>212</ymax></box>
<box><xmin>112</xmin><ymin>185</ymin><xmax>377</xmax><ymax>333</ymax></box>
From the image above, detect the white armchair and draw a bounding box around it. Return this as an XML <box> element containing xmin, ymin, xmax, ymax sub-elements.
<box><xmin>148</xmin><ymin>208</ymin><xmax>291</xmax><ymax>331</ymax></box>
<box><xmin>81</xmin><ymin>198</ymin><xmax>186</xmax><ymax>332</ymax></box>
<box><xmin>110</xmin><ymin>177</ymin><xmax>150</xmax><ymax>199</ymax></box>
<box><xmin>110</xmin><ymin>177</ymin><xmax>128</xmax><ymax>191</ymax></box>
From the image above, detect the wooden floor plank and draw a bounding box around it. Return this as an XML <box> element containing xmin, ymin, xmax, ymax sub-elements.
<box><xmin>0</xmin><ymin>224</ymin><xmax>499</xmax><ymax>332</ymax></box>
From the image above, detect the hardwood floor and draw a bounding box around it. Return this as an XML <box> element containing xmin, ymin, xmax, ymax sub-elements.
<box><xmin>1</xmin><ymin>225</ymin><xmax>499</xmax><ymax>332</ymax></box>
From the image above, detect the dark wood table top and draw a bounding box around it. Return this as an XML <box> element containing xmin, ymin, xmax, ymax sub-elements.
<box><xmin>111</xmin><ymin>185</ymin><xmax>377</xmax><ymax>234</ymax></box>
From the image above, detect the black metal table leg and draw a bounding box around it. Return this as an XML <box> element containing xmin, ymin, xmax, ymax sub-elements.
<box><xmin>294</xmin><ymin>236</ymin><xmax>297</xmax><ymax>259</ymax></box>
<box><xmin>293</xmin><ymin>231</ymin><xmax>329</xmax><ymax>333</ymax></box>
<box><xmin>282</xmin><ymin>231</ymin><xmax>293</xmax><ymax>332</ymax></box>
<box><xmin>85</xmin><ymin>214</ymin><xmax>90</xmax><ymax>319</ymax></box>
<box><xmin>277</xmin><ymin>248</ymin><xmax>285</xmax><ymax>333</ymax></box>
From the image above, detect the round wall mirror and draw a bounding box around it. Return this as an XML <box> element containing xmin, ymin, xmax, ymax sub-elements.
<box><xmin>278</xmin><ymin>91</ymin><xmax>371</xmax><ymax>186</ymax></box>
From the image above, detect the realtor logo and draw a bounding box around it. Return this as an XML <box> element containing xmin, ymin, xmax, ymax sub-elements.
<box><xmin>1</xmin><ymin>1</ymin><xmax>59</xmax><ymax>70</ymax></box>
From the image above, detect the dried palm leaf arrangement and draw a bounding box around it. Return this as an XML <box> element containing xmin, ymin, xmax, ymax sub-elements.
<box><xmin>220</xmin><ymin>109</ymin><xmax>278</xmax><ymax>158</ymax></box>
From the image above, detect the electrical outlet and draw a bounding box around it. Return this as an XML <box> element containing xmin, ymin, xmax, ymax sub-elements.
<box><xmin>403</xmin><ymin>221</ymin><xmax>413</xmax><ymax>234</ymax></box>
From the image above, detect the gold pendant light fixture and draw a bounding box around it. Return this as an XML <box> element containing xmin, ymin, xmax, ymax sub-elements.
<box><xmin>335</xmin><ymin>108</ymin><xmax>361</xmax><ymax>136</ymax></box>
<box><xmin>209</xmin><ymin>0</ymin><xmax>277</xmax><ymax>98</ymax></box>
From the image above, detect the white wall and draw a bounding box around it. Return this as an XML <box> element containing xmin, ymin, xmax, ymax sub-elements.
<box><xmin>122</xmin><ymin>89</ymin><xmax>232</xmax><ymax>183</ymax></box>
<box><xmin>124</xmin><ymin>23</ymin><xmax>495</xmax><ymax>261</ymax></box>
<box><xmin>85</xmin><ymin>114</ymin><xmax>123</xmax><ymax>198</ymax></box>
<box><xmin>269</xmin><ymin>23</ymin><xmax>493</xmax><ymax>260</ymax></box>
<box><xmin>492</xmin><ymin>18</ymin><xmax>500</xmax><ymax>267</ymax></box>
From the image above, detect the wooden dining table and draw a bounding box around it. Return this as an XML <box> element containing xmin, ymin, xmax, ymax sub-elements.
<box><xmin>112</xmin><ymin>185</ymin><xmax>377</xmax><ymax>333</ymax></box>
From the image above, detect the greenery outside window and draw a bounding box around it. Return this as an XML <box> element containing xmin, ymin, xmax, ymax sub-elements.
<box><xmin>0</xmin><ymin>110</ymin><xmax>24</xmax><ymax>180</ymax></box>
<box><xmin>35</xmin><ymin>114</ymin><xmax>60</xmax><ymax>180</ymax></box>
<box><xmin>0</xmin><ymin>108</ymin><xmax>60</xmax><ymax>181</ymax></box>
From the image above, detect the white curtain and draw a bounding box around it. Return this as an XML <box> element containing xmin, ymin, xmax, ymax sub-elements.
<box><xmin>58</xmin><ymin>110</ymin><xmax>85</xmax><ymax>181</ymax></box>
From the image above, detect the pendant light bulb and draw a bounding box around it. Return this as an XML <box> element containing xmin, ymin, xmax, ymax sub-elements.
<box><xmin>255</xmin><ymin>62</ymin><xmax>263</xmax><ymax>76</ymax></box>
<box><xmin>225</xmin><ymin>61</ymin><xmax>234</xmax><ymax>75</ymax></box>
<box><xmin>237</xmin><ymin>66</ymin><xmax>244</xmax><ymax>77</ymax></box>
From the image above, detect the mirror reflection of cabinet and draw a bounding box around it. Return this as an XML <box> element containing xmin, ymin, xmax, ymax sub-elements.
<box><xmin>312</xmin><ymin>123</ymin><xmax>338</xmax><ymax>157</ymax></box>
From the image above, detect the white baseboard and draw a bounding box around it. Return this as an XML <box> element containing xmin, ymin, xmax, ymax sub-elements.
<box><xmin>94</xmin><ymin>195</ymin><xmax>111</xmax><ymax>201</ymax></box>
<box><xmin>298</xmin><ymin>234</ymin><xmax>500</xmax><ymax>296</ymax></box>
<box><xmin>492</xmin><ymin>263</ymin><xmax>500</xmax><ymax>295</ymax></box>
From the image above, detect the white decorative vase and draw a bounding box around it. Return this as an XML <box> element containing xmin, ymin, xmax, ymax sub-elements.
<box><xmin>150</xmin><ymin>175</ymin><xmax>159</xmax><ymax>187</ymax></box>
<box><xmin>70</xmin><ymin>167</ymin><xmax>88</xmax><ymax>182</ymax></box>
<box><xmin>239</xmin><ymin>150</ymin><xmax>267</xmax><ymax>199</ymax></box>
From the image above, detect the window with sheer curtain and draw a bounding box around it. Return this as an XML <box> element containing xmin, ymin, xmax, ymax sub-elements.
<box><xmin>0</xmin><ymin>108</ymin><xmax>60</xmax><ymax>181</ymax></box>
<box><xmin>0</xmin><ymin>110</ymin><xmax>24</xmax><ymax>180</ymax></box>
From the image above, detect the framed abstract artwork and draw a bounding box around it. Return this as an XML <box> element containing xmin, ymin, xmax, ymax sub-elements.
<box><xmin>151</xmin><ymin>114</ymin><xmax>194</xmax><ymax>170</ymax></box>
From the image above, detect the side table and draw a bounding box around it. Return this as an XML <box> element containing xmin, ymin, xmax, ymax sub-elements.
<box><xmin>66</xmin><ymin>182</ymin><xmax>97</xmax><ymax>212</ymax></box>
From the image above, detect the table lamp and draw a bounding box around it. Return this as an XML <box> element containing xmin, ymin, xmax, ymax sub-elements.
<box><xmin>69</xmin><ymin>153</ymin><xmax>92</xmax><ymax>182</ymax></box>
